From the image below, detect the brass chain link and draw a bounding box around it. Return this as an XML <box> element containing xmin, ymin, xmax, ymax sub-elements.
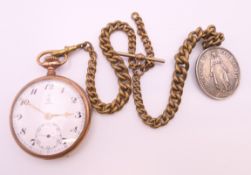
<box><xmin>131</xmin><ymin>23</ymin><xmax>225</xmax><ymax>128</ymax></box>
<box><xmin>40</xmin><ymin>12</ymin><xmax>159</xmax><ymax>115</ymax></box>
<box><xmin>41</xmin><ymin>12</ymin><xmax>224</xmax><ymax>127</ymax></box>
<box><xmin>83</xmin><ymin>12</ymin><xmax>224</xmax><ymax>128</ymax></box>
<box><xmin>85</xmin><ymin>21</ymin><xmax>136</xmax><ymax>114</ymax></box>
<box><xmin>84</xmin><ymin>12</ymin><xmax>158</xmax><ymax>114</ymax></box>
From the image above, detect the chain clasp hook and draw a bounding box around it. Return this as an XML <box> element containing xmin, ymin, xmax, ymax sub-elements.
<box><xmin>36</xmin><ymin>42</ymin><xmax>86</xmax><ymax>75</ymax></box>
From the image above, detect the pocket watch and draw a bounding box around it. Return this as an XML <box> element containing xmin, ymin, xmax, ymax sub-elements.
<box><xmin>10</xmin><ymin>43</ymin><xmax>91</xmax><ymax>159</ymax></box>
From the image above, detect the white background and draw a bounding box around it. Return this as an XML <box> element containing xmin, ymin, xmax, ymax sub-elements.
<box><xmin>0</xmin><ymin>0</ymin><xmax>250</xmax><ymax>175</ymax></box>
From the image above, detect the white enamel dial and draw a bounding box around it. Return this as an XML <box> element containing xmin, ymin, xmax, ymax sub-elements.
<box><xmin>11</xmin><ymin>76</ymin><xmax>90</xmax><ymax>157</ymax></box>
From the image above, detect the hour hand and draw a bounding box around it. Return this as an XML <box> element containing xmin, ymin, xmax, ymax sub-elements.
<box><xmin>47</xmin><ymin>112</ymin><xmax>74</xmax><ymax>119</ymax></box>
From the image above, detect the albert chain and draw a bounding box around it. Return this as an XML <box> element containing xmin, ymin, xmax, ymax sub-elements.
<box><xmin>36</xmin><ymin>12</ymin><xmax>224</xmax><ymax>128</ymax></box>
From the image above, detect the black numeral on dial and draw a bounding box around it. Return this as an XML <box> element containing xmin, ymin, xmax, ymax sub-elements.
<box><xmin>71</xmin><ymin>126</ymin><xmax>78</xmax><ymax>133</ymax></box>
<box><xmin>20</xmin><ymin>128</ymin><xmax>27</xmax><ymax>135</ymax></box>
<box><xmin>15</xmin><ymin>114</ymin><xmax>23</xmax><ymax>120</ymax></box>
<box><xmin>20</xmin><ymin>99</ymin><xmax>29</xmax><ymax>106</ymax></box>
<box><xmin>71</xmin><ymin>97</ymin><xmax>78</xmax><ymax>104</ymax></box>
<box><xmin>30</xmin><ymin>138</ymin><xmax>36</xmax><ymax>146</ymax></box>
<box><xmin>30</xmin><ymin>88</ymin><xmax>37</xmax><ymax>95</ymax></box>
<box><xmin>75</xmin><ymin>112</ymin><xmax>83</xmax><ymax>118</ymax></box>
<box><xmin>45</xmin><ymin>84</ymin><xmax>54</xmax><ymax>90</ymax></box>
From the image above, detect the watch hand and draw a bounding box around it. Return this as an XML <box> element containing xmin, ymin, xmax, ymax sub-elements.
<box><xmin>27</xmin><ymin>102</ymin><xmax>46</xmax><ymax>115</ymax></box>
<box><xmin>46</xmin><ymin>112</ymin><xmax>74</xmax><ymax>120</ymax></box>
<box><xmin>51</xmin><ymin>112</ymin><xmax>74</xmax><ymax>117</ymax></box>
<box><xmin>26</xmin><ymin>102</ymin><xmax>53</xmax><ymax>120</ymax></box>
<box><xmin>54</xmin><ymin>112</ymin><xmax>74</xmax><ymax>117</ymax></box>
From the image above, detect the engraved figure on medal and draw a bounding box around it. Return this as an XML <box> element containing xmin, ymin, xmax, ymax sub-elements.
<box><xmin>209</xmin><ymin>50</ymin><xmax>231</xmax><ymax>92</ymax></box>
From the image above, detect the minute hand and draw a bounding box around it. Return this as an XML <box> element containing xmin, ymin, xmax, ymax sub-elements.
<box><xmin>27</xmin><ymin>103</ymin><xmax>46</xmax><ymax>115</ymax></box>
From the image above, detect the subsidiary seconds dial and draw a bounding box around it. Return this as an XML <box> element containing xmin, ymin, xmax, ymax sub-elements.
<box><xmin>35</xmin><ymin>123</ymin><xmax>62</xmax><ymax>151</ymax></box>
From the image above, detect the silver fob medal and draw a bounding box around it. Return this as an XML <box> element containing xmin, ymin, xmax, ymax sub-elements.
<box><xmin>196</xmin><ymin>47</ymin><xmax>240</xmax><ymax>99</ymax></box>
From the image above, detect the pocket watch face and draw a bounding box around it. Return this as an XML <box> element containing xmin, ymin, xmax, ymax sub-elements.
<box><xmin>10</xmin><ymin>76</ymin><xmax>91</xmax><ymax>159</ymax></box>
